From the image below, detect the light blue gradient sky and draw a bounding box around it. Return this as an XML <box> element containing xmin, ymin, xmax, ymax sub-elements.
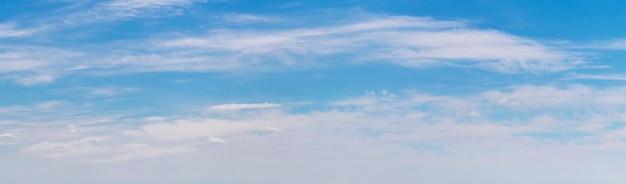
<box><xmin>2</xmin><ymin>0</ymin><xmax>626</xmax><ymax>183</ymax></box>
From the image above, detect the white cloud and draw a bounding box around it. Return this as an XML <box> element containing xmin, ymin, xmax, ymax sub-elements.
<box><xmin>24</xmin><ymin>137</ymin><xmax>109</xmax><ymax>157</ymax></box>
<box><xmin>140</xmin><ymin>116</ymin><xmax>169</xmax><ymax>122</ymax></box>
<box><xmin>55</xmin><ymin>86</ymin><xmax>139</xmax><ymax>97</ymax></box>
<box><xmin>571</xmin><ymin>73</ymin><xmax>626</xmax><ymax>81</ymax></box>
<box><xmin>331</xmin><ymin>96</ymin><xmax>379</xmax><ymax>106</ymax></box>
<box><xmin>0</xmin><ymin>133</ymin><xmax>18</xmax><ymax>139</ymax></box>
<box><xmin>0</xmin><ymin>46</ymin><xmax>82</xmax><ymax>85</ymax></box>
<box><xmin>265</xmin><ymin>126</ymin><xmax>284</xmax><ymax>132</ymax></box>
<box><xmin>127</xmin><ymin>119</ymin><xmax>260</xmax><ymax>140</ymax></box>
<box><xmin>0</xmin><ymin>15</ymin><xmax>581</xmax><ymax>86</ymax></box>
<box><xmin>475</xmin><ymin>59</ymin><xmax>582</xmax><ymax>73</ymax></box>
<box><xmin>156</xmin><ymin>16</ymin><xmax>575</xmax><ymax>73</ymax></box>
<box><xmin>584</xmin><ymin>39</ymin><xmax>626</xmax><ymax>50</ymax></box>
<box><xmin>0</xmin><ymin>0</ymin><xmax>212</xmax><ymax>40</ymax></box>
<box><xmin>0</xmin><ymin>101</ymin><xmax>67</xmax><ymax>115</ymax></box>
<box><xmin>68</xmin><ymin>124</ymin><xmax>79</xmax><ymax>133</ymax></box>
<box><xmin>92</xmin><ymin>143</ymin><xmax>192</xmax><ymax>162</ymax></box>
<box><xmin>6</xmin><ymin>83</ymin><xmax>626</xmax><ymax>172</ymax></box>
<box><xmin>0</xmin><ymin>22</ymin><xmax>37</xmax><ymax>38</ymax></box>
<box><xmin>207</xmin><ymin>137</ymin><xmax>227</xmax><ymax>143</ymax></box>
<box><xmin>332</xmin><ymin>90</ymin><xmax>397</xmax><ymax>107</ymax></box>
<box><xmin>208</xmin><ymin>103</ymin><xmax>282</xmax><ymax>111</ymax></box>
<box><xmin>55</xmin><ymin>0</ymin><xmax>209</xmax><ymax>25</ymax></box>
<box><xmin>483</xmin><ymin>85</ymin><xmax>626</xmax><ymax>109</ymax></box>
<box><xmin>224</xmin><ymin>14</ymin><xmax>277</xmax><ymax>23</ymax></box>
<box><xmin>5</xmin><ymin>73</ymin><xmax>57</xmax><ymax>85</ymax></box>
<box><xmin>23</xmin><ymin>137</ymin><xmax>192</xmax><ymax>162</ymax></box>
<box><xmin>103</xmin><ymin>0</ymin><xmax>202</xmax><ymax>10</ymax></box>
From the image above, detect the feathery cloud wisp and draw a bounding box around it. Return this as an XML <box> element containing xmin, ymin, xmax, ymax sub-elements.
<box><xmin>208</xmin><ymin>103</ymin><xmax>282</xmax><ymax>111</ymax></box>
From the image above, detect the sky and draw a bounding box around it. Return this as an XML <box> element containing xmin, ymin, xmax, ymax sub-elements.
<box><xmin>2</xmin><ymin>0</ymin><xmax>626</xmax><ymax>183</ymax></box>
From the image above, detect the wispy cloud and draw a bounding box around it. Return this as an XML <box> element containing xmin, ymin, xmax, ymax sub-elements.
<box><xmin>265</xmin><ymin>126</ymin><xmax>284</xmax><ymax>132</ymax></box>
<box><xmin>155</xmin><ymin>16</ymin><xmax>576</xmax><ymax>73</ymax></box>
<box><xmin>124</xmin><ymin>118</ymin><xmax>267</xmax><ymax>141</ymax></box>
<box><xmin>483</xmin><ymin>85</ymin><xmax>626</xmax><ymax>109</ymax></box>
<box><xmin>0</xmin><ymin>133</ymin><xmax>19</xmax><ymax>139</ymax></box>
<box><xmin>103</xmin><ymin>0</ymin><xmax>204</xmax><ymax>9</ymax></box>
<box><xmin>0</xmin><ymin>101</ymin><xmax>67</xmax><ymax>115</ymax></box>
<box><xmin>583</xmin><ymin>39</ymin><xmax>626</xmax><ymax>50</ymax></box>
<box><xmin>0</xmin><ymin>0</ymin><xmax>213</xmax><ymax>40</ymax></box>
<box><xmin>24</xmin><ymin>137</ymin><xmax>110</xmax><ymax>157</ymax></box>
<box><xmin>224</xmin><ymin>14</ymin><xmax>277</xmax><ymax>23</ymax></box>
<box><xmin>207</xmin><ymin>137</ymin><xmax>227</xmax><ymax>143</ymax></box>
<box><xmin>0</xmin><ymin>22</ymin><xmax>38</xmax><ymax>38</ymax></box>
<box><xmin>571</xmin><ymin>73</ymin><xmax>626</xmax><ymax>81</ymax></box>
<box><xmin>5</xmin><ymin>84</ymin><xmax>626</xmax><ymax>165</ymax></box>
<box><xmin>57</xmin><ymin>0</ymin><xmax>210</xmax><ymax>25</ymax></box>
<box><xmin>208</xmin><ymin>103</ymin><xmax>282</xmax><ymax>111</ymax></box>
<box><xmin>54</xmin><ymin>86</ymin><xmax>139</xmax><ymax>97</ymax></box>
<box><xmin>0</xmin><ymin>46</ymin><xmax>82</xmax><ymax>85</ymax></box>
<box><xmin>0</xmin><ymin>14</ymin><xmax>582</xmax><ymax>86</ymax></box>
<box><xmin>24</xmin><ymin>137</ymin><xmax>191</xmax><ymax>162</ymax></box>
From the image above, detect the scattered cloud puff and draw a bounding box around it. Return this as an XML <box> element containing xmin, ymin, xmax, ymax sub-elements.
<box><xmin>208</xmin><ymin>103</ymin><xmax>282</xmax><ymax>111</ymax></box>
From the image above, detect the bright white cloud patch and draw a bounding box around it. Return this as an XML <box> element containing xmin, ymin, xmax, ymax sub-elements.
<box><xmin>265</xmin><ymin>126</ymin><xmax>284</xmax><ymax>132</ymax></box>
<box><xmin>207</xmin><ymin>137</ymin><xmax>227</xmax><ymax>143</ymax></box>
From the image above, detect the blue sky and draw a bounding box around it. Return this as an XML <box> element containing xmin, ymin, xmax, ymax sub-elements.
<box><xmin>2</xmin><ymin>0</ymin><xmax>626</xmax><ymax>183</ymax></box>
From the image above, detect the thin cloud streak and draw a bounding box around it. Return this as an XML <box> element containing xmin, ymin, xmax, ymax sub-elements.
<box><xmin>208</xmin><ymin>103</ymin><xmax>282</xmax><ymax>111</ymax></box>
<box><xmin>55</xmin><ymin>0</ymin><xmax>210</xmax><ymax>25</ymax></box>
<box><xmin>0</xmin><ymin>22</ymin><xmax>38</xmax><ymax>38</ymax></box>
<box><xmin>0</xmin><ymin>15</ymin><xmax>581</xmax><ymax>85</ymax></box>
<box><xmin>152</xmin><ymin>16</ymin><xmax>578</xmax><ymax>73</ymax></box>
<box><xmin>571</xmin><ymin>73</ymin><xmax>626</xmax><ymax>81</ymax></box>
